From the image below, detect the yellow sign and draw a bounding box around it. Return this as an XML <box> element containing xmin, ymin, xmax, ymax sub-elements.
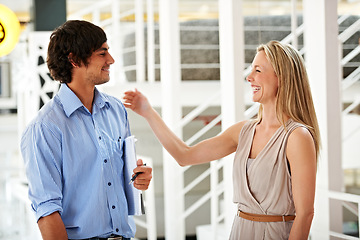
<box><xmin>0</xmin><ymin>4</ymin><xmax>20</xmax><ymax>57</ymax></box>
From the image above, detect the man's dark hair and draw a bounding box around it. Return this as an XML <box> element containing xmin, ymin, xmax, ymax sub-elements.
<box><xmin>47</xmin><ymin>20</ymin><xmax>107</xmax><ymax>83</ymax></box>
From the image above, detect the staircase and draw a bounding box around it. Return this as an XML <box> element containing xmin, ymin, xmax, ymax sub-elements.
<box><xmin>8</xmin><ymin>0</ymin><xmax>360</xmax><ymax>239</ymax></box>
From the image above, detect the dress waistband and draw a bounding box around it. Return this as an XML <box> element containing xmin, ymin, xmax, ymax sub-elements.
<box><xmin>237</xmin><ymin>210</ymin><xmax>295</xmax><ymax>222</ymax></box>
<box><xmin>70</xmin><ymin>235</ymin><xmax>128</xmax><ymax>240</ymax></box>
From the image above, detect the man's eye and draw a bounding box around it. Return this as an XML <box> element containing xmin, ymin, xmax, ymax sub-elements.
<box><xmin>256</xmin><ymin>69</ymin><xmax>261</xmax><ymax>72</ymax></box>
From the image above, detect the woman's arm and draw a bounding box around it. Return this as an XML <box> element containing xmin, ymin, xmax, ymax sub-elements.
<box><xmin>123</xmin><ymin>89</ymin><xmax>243</xmax><ymax>166</ymax></box>
<box><xmin>38</xmin><ymin>212</ymin><xmax>68</xmax><ymax>240</ymax></box>
<box><xmin>287</xmin><ymin>127</ymin><xmax>317</xmax><ymax>240</ymax></box>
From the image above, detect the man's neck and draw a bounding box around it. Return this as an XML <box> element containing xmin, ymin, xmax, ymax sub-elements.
<box><xmin>66</xmin><ymin>81</ymin><xmax>95</xmax><ymax>113</ymax></box>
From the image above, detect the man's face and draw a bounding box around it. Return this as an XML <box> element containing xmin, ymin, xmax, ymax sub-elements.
<box><xmin>81</xmin><ymin>42</ymin><xmax>115</xmax><ymax>85</ymax></box>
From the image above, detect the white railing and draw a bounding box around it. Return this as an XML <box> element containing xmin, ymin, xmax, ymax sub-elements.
<box><xmin>67</xmin><ymin>0</ymin><xmax>112</xmax><ymax>22</ymax></box>
<box><xmin>324</xmin><ymin>14</ymin><xmax>360</xmax><ymax>239</ymax></box>
<box><xmin>342</xmin><ymin>66</ymin><xmax>360</xmax><ymax>91</ymax></box>
<box><xmin>328</xmin><ymin>191</ymin><xmax>360</xmax><ymax>240</ymax></box>
<box><xmin>339</xmin><ymin>15</ymin><xmax>360</xmax><ymax>92</ymax></box>
<box><xmin>343</xmin><ymin>97</ymin><xmax>360</xmax><ymax>116</ymax></box>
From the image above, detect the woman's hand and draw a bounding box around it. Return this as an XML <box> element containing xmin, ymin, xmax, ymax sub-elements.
<box><xmin>123</xmin><ymin>89</ymin><xmax>152</xmax><ymax>118</ymax></box>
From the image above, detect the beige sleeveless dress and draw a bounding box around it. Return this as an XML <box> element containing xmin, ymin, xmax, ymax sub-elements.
<box><xmin>229</xmin><ymin>119</ymin><xmax>305</xmax><ymax>240</ymax></box>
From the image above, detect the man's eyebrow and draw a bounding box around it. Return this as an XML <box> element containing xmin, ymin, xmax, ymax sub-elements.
<box><xmin>96</xmin><ymin>47</ymin><xmax>109</xmax><ymax>52</ymax></box>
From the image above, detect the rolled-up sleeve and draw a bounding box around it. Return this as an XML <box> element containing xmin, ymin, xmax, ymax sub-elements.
<box><xmin>21</xmin><ymin>122</ymin><xmax>63</xmax><ymax>222</ymax></box>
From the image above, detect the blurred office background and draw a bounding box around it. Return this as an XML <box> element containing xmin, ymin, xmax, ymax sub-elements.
<box><xmin>0</xmin><ymin>0</ymin><xmax>360</xmax><ymax>239</ymax></box>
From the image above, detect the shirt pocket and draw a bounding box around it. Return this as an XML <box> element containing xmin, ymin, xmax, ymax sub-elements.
<box><xmin>104</xmin><ymin>134</ymin><xmax>123</xmax><ymax>160</ymax></box>
<box><xmin>107</xmin><ymin>135</ymin><xmax>125</xmax><ymax>174</ymax></box>
<box><xmin>114</xmin><ymin>135</ymin><xmax>123</xmax><ymax>156</ymax></box>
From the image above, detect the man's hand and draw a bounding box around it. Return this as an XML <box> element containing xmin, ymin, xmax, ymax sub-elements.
<box><xmin>131</xmin><ymin>159</ymin><xmax>152</xmax><ymax>190</ymax></box>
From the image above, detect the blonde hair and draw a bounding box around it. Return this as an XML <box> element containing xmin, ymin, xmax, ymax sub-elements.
<box><xmin>256</xmin><ymin>40</ymin><xmax>320</xmax><ymax>159</ymax></box>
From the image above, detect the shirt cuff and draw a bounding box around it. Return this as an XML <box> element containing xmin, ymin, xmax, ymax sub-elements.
<box><xmin>33</xmin><ymin>201</ymin><xmax>63</xmax><ymax>222</ymax></box>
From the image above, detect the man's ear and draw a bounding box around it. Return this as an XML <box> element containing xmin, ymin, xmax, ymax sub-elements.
<box><xmin>68</xmin><ymin>53</ymin><xmax>78</xmax><ymax>68</ymax></box>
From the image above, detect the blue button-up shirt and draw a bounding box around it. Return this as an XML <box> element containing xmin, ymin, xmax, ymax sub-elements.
<box><xmin>20</xmin><ymin>84</ymin><xmax>136</xmax><ymax>239</ymax></box>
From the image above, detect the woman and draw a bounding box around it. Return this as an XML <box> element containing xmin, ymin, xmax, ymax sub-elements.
<box><xmin>123</xmin><ymin>40</ymin><xmax>319</xmax><ymax>239</ymax></box>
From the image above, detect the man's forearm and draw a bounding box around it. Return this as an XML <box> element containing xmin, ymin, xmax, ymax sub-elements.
<box><xmin>38</xmin><ymin>212</ymin><xmax>68</xmax><ymax>240</ymax></box>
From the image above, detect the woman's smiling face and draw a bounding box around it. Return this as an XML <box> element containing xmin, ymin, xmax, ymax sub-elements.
<box><xmin>247</xmin><ymin>50</ymin><xmax>279</xmax><ymax>105</ymax></box>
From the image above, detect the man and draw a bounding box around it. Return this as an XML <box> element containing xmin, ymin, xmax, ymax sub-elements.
<box><xmin>20</xmin><ymin>20</ymin><xmax>152</xmax><ymax>240</ymax></box>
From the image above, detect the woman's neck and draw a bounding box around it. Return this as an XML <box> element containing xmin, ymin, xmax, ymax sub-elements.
<box><xmin>260</xmin><ymin>104</ymin><xmax>289</xmax><ymax>129</ymax></box>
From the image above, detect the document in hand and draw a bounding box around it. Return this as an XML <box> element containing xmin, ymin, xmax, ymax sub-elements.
<box><xmin>124</xmin><ymin>135</ymin><xmax>143</xmax><ymax>215</ymax></box>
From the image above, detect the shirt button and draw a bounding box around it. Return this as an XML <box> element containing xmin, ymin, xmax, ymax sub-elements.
<box><xmin>112</xmin><ymin>205</ymin><xmax>116</xmax><ymax>209</ymax></box>
<box><xmin>108</xmin><ymin>182</ymin><xmax>111</xmax><ymax>186</ymax></box>
<box><xmin>104</xmin><ymin>159</ymin><xmax>107</xmax><ymax>163</ymax></box>
<box><xmin>99</xmin><ymin>136</ymin><xmax>101</xmax><ymax>140</ymax></box>
<box><xmin>116</xmin><ymin>228</ymin><xmax>119</xmax><ymax>232</ymax></box>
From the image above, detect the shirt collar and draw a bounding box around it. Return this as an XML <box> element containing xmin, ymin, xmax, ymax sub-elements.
<box><xmin>93</xmin><ymin>87</ymin><xmax>111</xmax><ymax>111</ymax></box>
<box><xmin>58</xmin><ymin>83</ymin><xmax>110</xmax><ymax>117</ymax></box>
